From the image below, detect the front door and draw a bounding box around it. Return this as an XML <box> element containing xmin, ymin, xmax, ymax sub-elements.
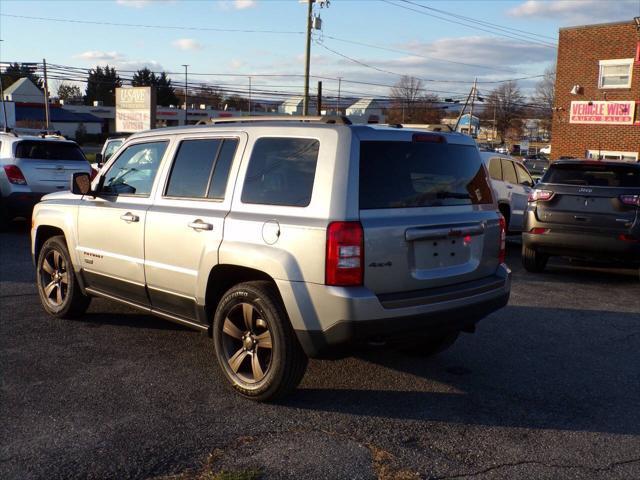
<box><xmin>76</xmin><ymin>140</ymin><xmax>169</xmax><ymax>305</ymax></box>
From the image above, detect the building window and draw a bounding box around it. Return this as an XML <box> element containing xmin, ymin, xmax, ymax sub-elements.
<box><xmin>598</xmin><ymin>59</ymin><xmax>633</xmax><ymax>89</ymax></box>
<box><xmin>587</xmin><ymin>150</ymin><xmax>639</xmax><ymax>162</ymax></box>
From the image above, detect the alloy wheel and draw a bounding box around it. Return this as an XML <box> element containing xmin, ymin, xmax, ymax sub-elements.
<box><xmin>221</xmin><ymin>302</ymin><xmax>273</xmax><ymax>384</ymax></box>
<box><xmin>40</xmin><ymin>249</ymin><xmax>69</xmax><ymax>307</ymax></box>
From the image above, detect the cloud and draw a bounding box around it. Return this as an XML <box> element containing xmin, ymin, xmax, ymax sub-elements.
<box><xmin>115</xmin><ymin>0</ymin><xmax>152</xmax><ymax>8</ymax></box>
<box><xmin>74</xmin><ymin>50</ymin><xmax>163</xmax><ymax>73</ymax></box>
<box><xmin>508</xmin><ymin>0</ymin><xmax>638</xmax><ymax>24</ymax></box>
<box><xmin>229</xmin><ymin>59</ymin><xmax>246</xmax><ymax>70</ymax></box>
<box><xmin>234</xmin><ymin>0</ymin><xmax>256</xmax><ymax>9</ymax></box>
<box><xmin>172</xmin><ymin>38</ymin><xmax>203</xmax><ymax>51</ymax></box>
<box><xmin>218</xmin><ymin>0</ymin><xmax>257</xmax><ymax>10</ymax></box>
<box><xmin>399</xmin><ymin>36</ymin><xmax>555</xmax><ymax>70</ymax></box>
<box><xmin>75</xmin><ymin>51</ymin><xmax>125</xmax><ymax>62</ymax></box>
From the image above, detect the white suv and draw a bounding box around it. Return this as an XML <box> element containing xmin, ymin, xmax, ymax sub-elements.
<box><xmin>0</xmin><ymin>132</ymin><xmax>91</xmax><ymax>228</ymax></box>
<box><xmin>31</xmin><ymin>117</ymin><xmax>511</xmax><ymax>401</ymax></box>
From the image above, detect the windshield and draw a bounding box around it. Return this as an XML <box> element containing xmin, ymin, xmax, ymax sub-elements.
<box><xmin>543</xmin><ymin>163</ymin><xmax>640</xmax><ymax>188</ymax></box>
<box><xmin>103</xmin><ymin>139</ymin><xmax>124</xmax><ymax>160</ymax></box>
<box><xmin>15</xmin><ymin>140</ymin><xmax>86</xmax><ymax>161</ymax></box>
<box><xmin>359</xmin><ymin>141</ymin><xmax>493</xmax><ymax>209</ymax></box>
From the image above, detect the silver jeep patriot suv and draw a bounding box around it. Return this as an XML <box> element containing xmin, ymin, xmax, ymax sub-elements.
<box><xmin>31</xmin><ymin>116</ymin><xmax>511</xmax><ymax>401</ymax></box>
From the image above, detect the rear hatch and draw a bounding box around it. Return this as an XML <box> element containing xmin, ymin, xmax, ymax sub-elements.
<box><xmin>358</xmin><ymin>133</ymin><xmax>502</xmax><ymax>295</ymax></box>
<box><xmin>536</xmin><ymin>162</ymin><xmax>640</xmax><ymax>232</ymax></box>
<box><xmin>14</xmin><ymin>140</ymin><xmax>90</xmax><ymax>193</ymax></box>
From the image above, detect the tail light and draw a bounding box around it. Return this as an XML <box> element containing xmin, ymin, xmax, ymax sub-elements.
<box><xmin>528</xmin><ymin>189</ymin><xmax>554</xmax><ymax>202</ymax></box>
<box><xmin>4</xmin><ymin>165</ymin><xmax>27</xmax><ymax>185</ymax></box>
<box><xmin>498</xmin><ymin>215</ymin><xmax>506</xmax><ymax>264</ymax></box>
<box><xmin>326</xmin><ymin>221</ymin><xmax>364</xmax><ymax>286</ymax></box>
<box><xmin>618</xmin><ymin>234</ymin><xmax>640</xmax><ymax>243</ymax></box>
<box><xmin>529</xmin><ymin>227</ymin><xmax>550</xmax><ymax>235</ymax></box>
<box><xmin>619</xmin><ymin>195</ymin><xmax>640</xmax><ymax>207</ymax></box>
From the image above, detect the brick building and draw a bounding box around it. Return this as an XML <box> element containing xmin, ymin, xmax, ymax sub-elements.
<box><xmin>551</xmin><ymin>20</ymin><xmax>640</xmax><ymax>161</ymax></box>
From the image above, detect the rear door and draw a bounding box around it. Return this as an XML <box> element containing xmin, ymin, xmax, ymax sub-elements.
<box><xmin>14</xmin><ymin>140</ymin><xmax>91</xmax><ymax>193</ymax></box>
<box><xmin>358</xmin><ymin>135</ymin><xmax>502</xmax><ymax>295</ymax></box>
<box><xmin>536</xmin><ymin>163</ymin><xmax>640</xmax><ymax>232</ymax></box>
<box><xmin>144</xmin><ymin>135</ymin><xmax>243</xmax><ymax>320</ymax></box>
<box><xmin>511</xmin><ymin>161</ymin><xmax>534</xmax><ymax>231</ymax></box>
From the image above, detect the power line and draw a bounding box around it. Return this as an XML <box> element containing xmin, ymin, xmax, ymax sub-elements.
<box><xmin>0</xmin><ymin>13</ymin><xmax>304</xmax><ymax>35</ymax></box>
<box><xmin>384</xmin><ymin>0</ymin><xmax>557</xmax><ymax>49</ymax></box>
<box><xmin>315</xmin><ymin>41</ymin><xmax>544</xmax><ymax>85</ymax></box>
<box><xmin>397</xmin><ymin>0</ymin><xmax>558</xmax><ymax>43</ymax></box>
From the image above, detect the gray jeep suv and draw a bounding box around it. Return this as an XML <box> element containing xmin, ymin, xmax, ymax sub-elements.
<box><xmin>31</xmin><ymin>117</ymin><xmax>511</xmax><ymax>401</ymax></box>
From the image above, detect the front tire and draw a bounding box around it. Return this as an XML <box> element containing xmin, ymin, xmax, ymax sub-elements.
<box><xmin>522</xmin><ymin>244</ymin><xmax>548</xmax><ymax>272</ymax></box>
<box><xmin>36</xmin><ymin>236</ymin><xmax>91</xmax><ymax>318</ymax></box>
<box><xmin>212</xmin><ymin>281</ymin><xmax>308</xmax><ymax>402</ymax></box>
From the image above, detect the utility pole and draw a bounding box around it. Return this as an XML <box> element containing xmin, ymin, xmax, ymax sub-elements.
<box><xmin>248</xmin><ymin>76</ymin><xmax>252</xmax><ymax>114</ymax></box>
<box><xmin>303</xmin><ymin>0</ymin><xmax>313</xmax><ymax>116</ymax></box>
<box><xmin>468</xmin><ymin>77</ymin><xmax>477</xmax><ymax>138</ymax></box>
<box><xmin>0</xmin><ymin>40</ymin><xmax>7</xmax><ymax>132</ymax></box>
<box><xmin>336</xmin><ymin>76</ymin><xmax>341</xmax><ymax>114</ymax></box>
<box><xmin>316</xmin><ymin>81</ymin><xmax>322</xmax><ymax>115</ymax></box>
<box><xmin>454</xmin><ymin>82</ymin><xmax>475</xmax><ymax>132</ymax></box>
<box><xmin>182</xmin><ymin>64</ymin><xmax>189</xmax><ymax>125</ymax></box>
<box><xmin>42</xmin><ymin>58</ymin><xmax>51</xmax><ymax>130</ymax></box>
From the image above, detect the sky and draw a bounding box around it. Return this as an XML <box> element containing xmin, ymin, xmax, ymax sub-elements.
<box><xmin>1</xmin><ymin>0</ymin><xmax>639</xmax><ymax>102</ymax></box>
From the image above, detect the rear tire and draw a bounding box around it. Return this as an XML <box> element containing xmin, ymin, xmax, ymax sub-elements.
<box><xmin>522</xmin><ymin>244</ymin><xmax>548</xmax><ymax>272</ymax></box>
<box><xmin>400</xmin><ymin>331</ymin><xmax>459</xmax><ymax>357</ymax></box>
<box><xmin>212</xmin><ymin>281</ymin><xmax>308</xmax><ymax>402</ymax></box>
<box><xmin>36</xmin><ymin>235</ymin><xmax>91</xmax><ymax>318</ymax></box>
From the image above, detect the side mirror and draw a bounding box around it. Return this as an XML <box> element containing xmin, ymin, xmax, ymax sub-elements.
<box><xmin>95</xmin><ymin>152</ymin><xmax>103</xmax><ymax>164</ymax></box>
<box><xmin>71</xmin><ymin>172</ymin><xmax>92</xmax><ymax>196</ymax></box>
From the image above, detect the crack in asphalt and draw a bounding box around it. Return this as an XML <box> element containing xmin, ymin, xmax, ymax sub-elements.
<box><xmin>430</xmin><ymin>457</ymin><xmax>640</xmax><ymax>479</ymax></box>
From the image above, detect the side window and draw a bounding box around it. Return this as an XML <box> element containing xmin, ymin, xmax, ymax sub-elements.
<box><xmin>501</xmin><ymin>159</ymin><xmax>518</xmax><ymax>184</ymax></box>
<box><xmin>241</xmin><ymin>137</ymin><xmax>320</xmax><ymax>207</ymax></box>
<box><xmin>488</xmin><ymin>158</ymin><xmax>502</xmax><ymax>181</ymax></box>
<box><xmin>208</xmin><ymin>139</ymin><xmax>238</xmax><ymax>199</ymax></box>
<box><xmin>102</xmin><ymin>141</ymin><xmax>168</xmax><ymax>197</ymax></box>
<box><xmin>166</xmin><ymin>139</ymin><xmax>222</xmax><ymax>198</ymax></box>
<box><xmin>164</xmin><ymin>138</ymin><xmax>238</xmax><ymax>200</ymax></box>
<box><xmin>515</xmin><ymin>162</ymin><xmax>533</xmax><ymax>187</ymax></box>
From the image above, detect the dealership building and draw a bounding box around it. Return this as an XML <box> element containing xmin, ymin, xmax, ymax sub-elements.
<box><xmin>551</xmin><ymin>20</ymin><xmax>640</xmax><ymax>162</ymax></box>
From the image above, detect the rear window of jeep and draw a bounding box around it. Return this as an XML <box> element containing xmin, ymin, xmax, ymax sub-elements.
<box><xmin>359</xmin><ymin>141</ymin><xmax>493</xmax><ymax>209</ymax></box>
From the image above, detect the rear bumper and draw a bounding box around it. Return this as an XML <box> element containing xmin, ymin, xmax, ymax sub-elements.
<box><xmin>280</xmin><ymin>264</ymin><xmax>511</xmax><ymax>358</ymax></box>
<box><xmin>523</xmin><ymin>212</ymin><xmax>640</xmax><ymax>263</ymax></box>
<box><xmin>2</xmin><ymin>192</ymin><xmax>42</xmax><ymax>218</ymax></box>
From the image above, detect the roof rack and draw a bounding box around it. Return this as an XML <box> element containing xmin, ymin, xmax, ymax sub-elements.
<box><xmin>195</xmin><ymin>115</ymin><xmax>352</xmax><ymax>126</ymax></box>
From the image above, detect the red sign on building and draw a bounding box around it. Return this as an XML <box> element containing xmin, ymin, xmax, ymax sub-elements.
<box><xmin>569</xmin><ymin>101</ymin><xmax>635</xmax><ymax>125</ymax></box>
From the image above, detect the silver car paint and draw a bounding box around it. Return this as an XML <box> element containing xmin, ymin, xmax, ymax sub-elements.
<box><xmin>32</xmin><ymin>123</ymin><xmax>509</xmax><ymax>336</ymax></box>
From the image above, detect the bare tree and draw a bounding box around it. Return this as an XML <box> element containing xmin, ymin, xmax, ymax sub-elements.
<box><xmin>388</xmin><ymin>76</ymin><xmax>442</xmax><ymax>124</ymax></box>
<box><xmin>56</xmin><ymin>82</ymin><xmax>83</xmax><ymax>104</ymax></box>
<box><xmin>481</xmin><ymin>80</ymin><xmax>525</xmax><ymax>143</ymax></box>
<box><xmin>533</xmin><ymin>66</ymin><xmax>555</xmax><ymax>133</ymax></box>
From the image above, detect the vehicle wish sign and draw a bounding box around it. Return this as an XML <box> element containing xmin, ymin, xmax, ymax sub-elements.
<box><xmin>569</xmin><ymin>101</ymin><xmax>635</xmax><ymax>125</ymax></box>
<box><xmin>115</xmin><ymin>87</ymin><xmax>156</xmax><ymax>132</ymax></box>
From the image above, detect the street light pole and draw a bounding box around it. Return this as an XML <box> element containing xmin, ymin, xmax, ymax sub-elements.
<box><xmin>303</xmin><ymin>0</ymin><xmax>313</xmax><ymax>116</ymax></box>
<box><xmin>182</xmin><ymin>64</ymin><xmax>189</xmax><ymax>125</ymax></box>
<box><xmin>43</xmin><ymin>58</ymin><xmax>51</xmax><ymax>130</ymax></box>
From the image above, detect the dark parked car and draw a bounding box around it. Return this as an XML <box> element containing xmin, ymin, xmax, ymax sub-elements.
<box><xmin>523</xmin><ymin>156</ymin><xmax>550</xmax><ymax>179</ymax></box>
<box><xmin>522</xmin><ymin>160</ymin><xmax>640</xmax><ymax>273</ymax></box>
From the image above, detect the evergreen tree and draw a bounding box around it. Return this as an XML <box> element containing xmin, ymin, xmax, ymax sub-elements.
<box><xmin>85</xmin><ymin>65</ymin><xmax>122</xmax><ymax>106</ymax></box>
<box><xmin>131</xmin><ymin>68</ymin><xmax>178</xmax><ymax>106</ymax></box>
<box><xmin>1</xmin><ymin>62</ymin><xmax>43</xmax><ymax>90</ymax></box>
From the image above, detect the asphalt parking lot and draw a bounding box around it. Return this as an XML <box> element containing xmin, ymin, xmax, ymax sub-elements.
<box><xmin>1</xmin><ymin>223</ymin><xmax>639</xmax><ymax>480</ymax></box>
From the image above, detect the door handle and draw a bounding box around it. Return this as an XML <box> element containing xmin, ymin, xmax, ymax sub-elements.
<box><xmin>120</xmin><ymin>212</ymin><xmax>139</xmax><ymax>223</ymax></box>
<box><xmin>188</xmin><ymin>219</ymin><xmax>213</xmax><ymax>231</ymax></box>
